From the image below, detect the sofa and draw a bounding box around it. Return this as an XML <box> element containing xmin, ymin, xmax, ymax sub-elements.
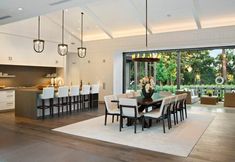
<box><xmin>176</xmin><ymin>89</ymin><xmax>200</xmax><ymax>104</ymax></box>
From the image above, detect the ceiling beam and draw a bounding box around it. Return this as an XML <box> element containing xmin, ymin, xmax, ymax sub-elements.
<box><xmin>129</xmin><ymin>0</ymin><xmax>153</xmax><ymax>34</ymax></box>
<box><xmin>80</xmin><ymin>5</ymin><xmax>114</xmax><ymax>39</ymax></box>
<box><xmin>44</xmin><ymin>15</ymin><xmax>81</xmax><ymax>42</ymax></box>
<box><xmin>192</xmin><ymin>0</ymin><xmax>202</xmax><ymax>29</ymax></box>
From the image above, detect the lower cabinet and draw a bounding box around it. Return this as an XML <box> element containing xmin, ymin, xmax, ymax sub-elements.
<box><xmin>0</xmin><ymin>90</ymin><xmax>15</xmax><ymax>111</ymax></box>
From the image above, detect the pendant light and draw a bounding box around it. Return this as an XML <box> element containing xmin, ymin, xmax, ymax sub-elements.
<box><xmin>132</xmin><ymin>0</ymin><xmax>159</xmax><ymax>62</ymax></box>
<box><xmin>33</xmin><ymin>16</ymin><xmax>45</xmax><ymax>53</ymax></box>
<box><xmin>78</xmin><ymin>12</ymin><xmax>86</xmax><ymax>58</ymax></box>
<box><xmin>58</xmin><ymin>10</ymin><xmax>68</xmax><ymax>56</ymax></box>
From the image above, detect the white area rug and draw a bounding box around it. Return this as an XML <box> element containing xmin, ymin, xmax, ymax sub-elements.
<box><xmin>53</xmin><ymin>113</ymin><xmax>214</xmax><ymax>157</ymax></box>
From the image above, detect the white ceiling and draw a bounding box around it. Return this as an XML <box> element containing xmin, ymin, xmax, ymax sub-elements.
<box><xmin>0</xmin><ymin>0</ymin><xmax>235</xmax><ymax>42</ymax></box>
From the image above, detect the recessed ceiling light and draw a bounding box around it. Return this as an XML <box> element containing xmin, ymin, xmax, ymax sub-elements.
<box><xmin>167</xmin><ymin>14</ymin><xmax>171</xmax><ymax>17</ymax></box>
<box><xmin>18</xmin><ymin>7</ymin><xmax>23</xmax><ymax>11</ymax></box>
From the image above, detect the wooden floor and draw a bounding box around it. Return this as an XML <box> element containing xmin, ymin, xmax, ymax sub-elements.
<box><xmin>0</xmin><ymin>104</ymin><xmax>235</xmax><ymax>162</ymax></box>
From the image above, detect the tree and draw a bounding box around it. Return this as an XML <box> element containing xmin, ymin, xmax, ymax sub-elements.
<box><xmin>155</xmin><ymin>59</ymin><xmax>168</xmax><ymax>86</ymax></box>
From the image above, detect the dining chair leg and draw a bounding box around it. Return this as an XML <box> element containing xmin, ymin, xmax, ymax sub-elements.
<box><xmin>182</xmin><ymin>110</ymin><xmax>184</xmax><ymax>120</ymax></box>
<box><xmin>134</xmin><ymin>118</ymin><xmax>137</xmax><ymax>134</ymax></box>
<box><xmin>184</xmin><ymin>108</ymin><xmax>187</xmax><ymax>118</ymax></box>
<box><xmin>104</xmin><ymin>113</ymin><xmax>107</xmax><ymax>126</ymax></box>
<box><xmin>112</xmin><ymin>115</ymin><xmax>114</xmax><ymax>123</ymax></box>
<box><xmin>176</xmin><ymin>111</ymin><xmax>179</xmax><ymax>124</ymax></box>
<box><xmin>61</xmin><ymin>98</ymin><xmax>64</xmax><ymax>115</ymax></box>
<box><xmin>116</xmin><ymin>115</ymin><xmax>119</xmax><ymax>121</ymax></box>
<box><xmin>162</xmin><ymin>118</ymin><xmax>165</xmax><ymax>133</ymax></box>
<box><xmin>173</xmin><ymin>113</ymin><xmax>176</xmax><ymax>125</ymax></box>
<box><xmin>142</xmin><ymin>117</ymin><xmax>144</xmax><ymax>131</ymax></box>
<box><xmin>50</xmin><ymin>99</ymin><xmax>54</xmax><ymax>117</ymax></box>
<box><xmin>42</xmin><ymin>100</ymin><xmax>45</xmax><ymax>119</ymax></box>
<box><xmin>119</xmin><ymin>116</ymin><xmax>122</xmax><ymax>132</ymax></box>
<box><xmin>58</xmin><ymin>98</ymin><xmax>60</xmax><ymax>117</ymax></box>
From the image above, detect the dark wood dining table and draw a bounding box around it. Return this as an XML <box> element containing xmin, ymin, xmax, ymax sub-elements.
<box><xmin>135</xmin><ymin>93</ymin><xmax>164</xmax><ymax>111</ymax></box>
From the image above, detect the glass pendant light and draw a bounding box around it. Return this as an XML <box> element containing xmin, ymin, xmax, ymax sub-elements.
<box><xmin>33</xmin><ymin>16</ymin><xmax>45</xmax><ymax>53</ymax></box>
<box><xmin>58</xmin><ymin>10</ymin><xmax>68</xmax><ymax>56</ymax></box>
<box><xmin>78</xmin><ymin>12</ymin><xmax>86</xmax><ymax>58</ymax></box>
<box><xmin>132</xmin><ymin>0</ymin><xmax>159</xmax><ymax>62</ymax></box>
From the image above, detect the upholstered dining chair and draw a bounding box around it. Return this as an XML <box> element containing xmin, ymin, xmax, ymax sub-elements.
<box><xmin>90</xmin><ymin>84</ymin><xmax>99</xmax><ymax>108</ymax></box>
<box><xmin>159</xmin><ymin>91</ymin><xmax>172</xmax><ymax>97</ymax></box>
<box><xmin>104</xmin><ymin>95</ymin><xmax>120</xmax><ymax>125</ymax></box>
<box><xmin>80</xmin><ymin>85</ymin><xmax>91</xmax><ymax>110</ymax></box>
<box><xmin>176</xmin><ymin>93</ymin><xmax>188</xmax><ymax>121</ymax></box>
<box><xmin>38</xmin><ymin>87</ymin><xmax>54</xmax><ymax>119</ymax></box>
<box><xmin>168</xmin><ymin>95</ymin><xmax>177</xmax><ymax>127</ymax></box>
<box><xmin>69</xmin><ymin>86</ymin><xmax>80</xmax><ymax>112</ymax></box>
<box><xmin>119</xmin><ymin>98</ymin><xmax>143</xmax><ymax>134</ymax></box>
<box><xmin>142</xmin><ymin>96</ymin><xmax>172</xmax><ymax>133</ymax></box>
<box><xmin>116</xmin><ymin>93</ymin><xmax>128</xmax><ymax>99</ymax></box>
<box><xmin>55</xmin><ymin>86</ymin><xmax>69</xmax><ymax>116</ymax></box>
<box><xmin>133</xmin><ymin>90</ymin><xmax>141</xmax><ymax>97</ymax></box>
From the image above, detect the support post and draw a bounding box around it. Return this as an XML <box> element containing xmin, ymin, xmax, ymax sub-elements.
<box><xmin>176</xmin><ymin>51</ymin><xmax>181</xmax><ymax>90</ymax></box>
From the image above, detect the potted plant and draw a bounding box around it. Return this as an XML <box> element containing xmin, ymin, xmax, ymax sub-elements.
<box><xmin>207</xmin><ymin>90</ymin><xmax>213</xmax><ymax>97</ymax></box>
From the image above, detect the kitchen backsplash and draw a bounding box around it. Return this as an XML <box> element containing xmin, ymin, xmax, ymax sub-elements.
<box><xmin>0</xmin><ymin>65</ymin><xmax>56</xmax><ymax>87</ymax></box>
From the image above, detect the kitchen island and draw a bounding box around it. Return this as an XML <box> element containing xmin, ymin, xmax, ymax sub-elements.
<box><xmin>15</xmin><ymin>88</ymin><xmax>44</xmax><ymax>119</ymax></box>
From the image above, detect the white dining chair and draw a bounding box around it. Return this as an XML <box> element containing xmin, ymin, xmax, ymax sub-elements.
<box><xmin>69</xmin><ymin>85</ymin><xmax>80</xmax><ymax>112</ymax></box>
<box><xmin>55</xmin><ymin>86</ymin><xmax>69</xmax><ymax>116</ymax></box>
<box><xmin>80</xmin><ymin>85</ymin><xmax>91</xmax><ymax>109</ymax></box>
<box><xmin>119</xmin><ymin>98</ymin><xmax>143</xmax><ymax>134</ymax></box>
<box><xmin>90</xmin><ymin>84</ymin><xmax>99</xmax><ymax>108</ymax></box>
<box><xmin>143</xmin><ymin>96</ymin><xmax>172</xmax><ymax>133</ymax></box>
<box><xmin>38</xmin><ymin>87</ymin><xmax>55</xmax><ymax>119</ymax></box>
<box><xmin>104</xmin><ymin>95</ymin><xmax>120</xmax><ymax>125</ymax></box>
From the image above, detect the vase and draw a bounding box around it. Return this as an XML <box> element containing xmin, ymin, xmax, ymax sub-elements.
<box><xmin>142</xmin><ymin>88</ymin><xmax>154</xmax><ymax>99</ymax></box>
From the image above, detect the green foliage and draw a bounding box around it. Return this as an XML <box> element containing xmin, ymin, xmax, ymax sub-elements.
<box><xmin>155</xmin><ymin>59</ymin><xmax>168</xmax><ymax>85</ymax></box>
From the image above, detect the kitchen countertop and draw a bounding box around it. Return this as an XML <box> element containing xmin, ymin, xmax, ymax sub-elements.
<box><xmin>0</xmin><ymin>87</ymin><xmax>16</xmax><ymax>91</ymax></box>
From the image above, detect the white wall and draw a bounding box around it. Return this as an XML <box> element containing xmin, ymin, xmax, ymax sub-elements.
<box><xmin>0</xmin><ymin>33</ymin><xmax>65</xmax><ymax>67</ymax></box>
<box><xmin>66</xmin><ymin>26</ymin><xmax>235</xmax><ymax>101</ymax></box>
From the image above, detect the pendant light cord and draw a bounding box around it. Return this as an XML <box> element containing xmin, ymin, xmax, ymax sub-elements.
<box><xmin>146</xmin><ymin>0</ymin><xmax>148</xmax><ymax>48</ymax></box>
<box><xmin>38</xmin><ymin>16</ymin><xmax>40</xmax><ymax>39</ymax></box>
<box><xmin>81</xmin><ymin>12</ymin><xmax>84</xmax><ymax>47</ymax></box>
<box><xmin>62</xmin><ymin>10</ymin><xmax>65</xmax><ymax>44</ymax></box>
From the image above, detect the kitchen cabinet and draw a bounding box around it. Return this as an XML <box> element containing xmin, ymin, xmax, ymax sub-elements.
<box><xmin>0</xmin><ymin>90</ymin><xmax>15</xmax><ymax>111</ymax></box>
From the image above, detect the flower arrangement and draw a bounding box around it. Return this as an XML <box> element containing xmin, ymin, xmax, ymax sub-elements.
<box><xmin>139</xmin><ymin>76</ymin><xmax>155</xmax><ymax>98</ymax></box>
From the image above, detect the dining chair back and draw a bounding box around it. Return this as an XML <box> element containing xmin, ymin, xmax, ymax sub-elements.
<box><xmin>133</xmin><ymin>90</ymin><xmax>141</xmax><ymax>97</ymax></box>
<box><xmin>117</xmin><ymin>93</ymin><xmax>128</xmax><ymax>99</ymax></box>
<box><xmin>104</xmin><ymin>95</ymin><xmax>119</xmax><ymax>113</ymax></box>
<box><xmin>104</xmin><ymin>95</ymin><xmax>120</xmax><ymax>126</ymax></box>
<box><xmin>69</xmin><ymin>86</ymin><xmax>80</xmax><ymax>96</ymax></box>
<box><xmin>57</xmin><ymin>86</ymin><xmax>69</xmax><ymax>98</ymax></box>
<box><xmin>119</xmin><ymin>98</ymin><xmax>143</xmax><ymax>133</ymax></box>
<box><xmin>81</xmin><ymin>85</ymin><xmax>91</xmax><ymax>95</ymax></box>
<box><xmin>159</xmin><ymin>91</ymin><xmax>172</xmax><ymax>97</ymax></box>
<box><xmin>41</xmin><ymin>87</ymin><xmax>54</xmax><ymax>99</ymax></box>
<box><xmin>119</xmin><ymin>98</ymin><xmax>138</xmax><ymax>117</ymax></box>
<box><xmin>91</xmin><ymin>84</ymin><xmax>99</xmax><ymax>94</ymax></box>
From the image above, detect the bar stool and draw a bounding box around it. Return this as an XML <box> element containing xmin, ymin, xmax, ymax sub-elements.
<box><xmin>69</xmin><ymin>85</ymin><xmax>81</xmax><ymax>112</ymax></box>
<box><xmin>80</xmin><ymin>85</ymin><xmax>91</xmax><ymax>110</ymax></box>
<box><xmin>37</xmin><ymin>87</ymin><xmax>54</xmax><ymax>119</ymax></box>
<box><xmin>90</xmin><ymin>84</ymin><xmax>99</xmax><ymax>109</ymax></box>
<box><xmin>55</xmin><ymin>86</ymin><xmax>69</xmax><ymax>116</ymax></box>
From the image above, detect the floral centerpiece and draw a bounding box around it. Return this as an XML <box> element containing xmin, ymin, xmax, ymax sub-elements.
<box><xmin>139</xmin><ymin>76</ymin><xmax>155</xmax><ymax>99</ymax></box>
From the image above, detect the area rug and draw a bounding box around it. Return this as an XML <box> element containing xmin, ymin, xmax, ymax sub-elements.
<box><xmin>53</xmin><ymin>113</ymin><xmax>214</xmax><ymax>157</ymax></box>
